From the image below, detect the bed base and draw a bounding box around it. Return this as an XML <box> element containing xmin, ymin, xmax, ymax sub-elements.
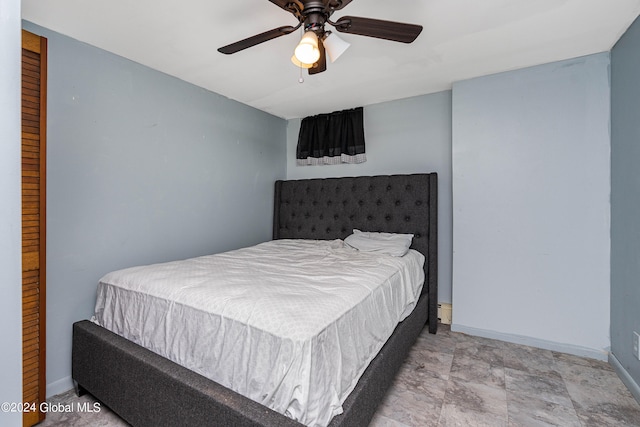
<box><xmin>72</xmin><ymin>295</ymin><xmax>428</xmax><ymax>427</ymax></box>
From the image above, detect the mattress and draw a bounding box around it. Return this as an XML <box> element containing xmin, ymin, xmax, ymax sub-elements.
<box><xmin>93</xmin><ymin>239</ymin><xmax>425</xmax><ymax>427</ymax></box>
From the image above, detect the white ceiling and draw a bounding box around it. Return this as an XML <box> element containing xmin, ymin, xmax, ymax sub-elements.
<box><xmin>22</xmin><ymin>0</ymin><xmax>640</xmax><ymax>119</ymax></box>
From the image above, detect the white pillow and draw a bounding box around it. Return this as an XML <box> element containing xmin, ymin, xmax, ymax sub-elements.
<box><xmin>344</xmin><ymin>229</ymin><xmax>414</xmax><ymax>257</ymax></box>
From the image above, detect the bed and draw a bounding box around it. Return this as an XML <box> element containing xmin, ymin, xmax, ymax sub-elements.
<box><xmin>72</xmin><ymin>173</ymin><xmax>438</xmax><ymax>427</ymax></box>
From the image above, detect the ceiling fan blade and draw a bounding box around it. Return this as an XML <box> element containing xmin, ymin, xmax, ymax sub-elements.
<box><xmin>309</xmin><ymin>39</ymin><xmax>327</xmax><ymax>75</ymax></box>
<box><xmin>218</xmin><ymin>26</ymin><xmax>297</xmax><ymax>54</ymax></box>
<box><xmin>333</xmin><ymin>16</ymin><xmax>422</xmax><ymax>43</ymax></box>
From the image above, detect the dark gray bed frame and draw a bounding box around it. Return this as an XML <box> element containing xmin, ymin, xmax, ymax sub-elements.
<box><xmin>72</xmin><ymin>173</ymin><xmax>438</xmax><ymax>427</ymax></box>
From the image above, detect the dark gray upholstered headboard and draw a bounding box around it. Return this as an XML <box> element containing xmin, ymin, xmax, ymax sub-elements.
<box><xmin>273</xmin><ymin>173</ymin><xmax>438</xmax><ymax>333</ymax></box>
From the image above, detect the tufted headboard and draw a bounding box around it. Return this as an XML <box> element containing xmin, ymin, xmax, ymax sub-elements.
<box><xmin>273</xmin><ymin>173</ymin><xmax>438</xmax><ymax>333</ymax></box>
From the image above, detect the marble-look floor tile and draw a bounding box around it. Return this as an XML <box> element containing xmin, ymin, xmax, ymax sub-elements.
<box><xmin>454</xmin><ymin>332</ymin><xmax>510</xmax><ymax>351</ymax></box>
<box><xmin>377</xmin><ymin>378</ymin><xmax>446</xmax><ymax>427</ymax></box>
<box><xmin>369</xmin><ymin>412</ymin><xmax>412</xmax><ymax>427</ymax></box>
<box><xmin>505</xmin><ymin>368</ymin><xmax>573</xmax><ymax>408</ymax></box>
<box><xmin>39</xmin><ymin>324</ymin><xmax>640</xmax><ymax>427</ymax></box>
<box><xmin>37</xmin><ymin>410</ymin><xmax>92</xmax><ymax>427</ymax></box>
<box><xmin>575</xmin><ymin>404</ymin><xmax>640</xmax><ymax>427</ymax></box>
<box><xmin>558</xmin><ymin>360</ymin><xmax>638</xmax><ymax>405</ymax></box>
<box><xmin>393</xmin><ymin>360</ymin><xmax>450</xmax><ymax>398</ymax></box>
<box><xmin>438</xmin><ymin>403</ymin><xmax>508</xmax><ymax>427</ymax></box>
<box><xmin>552</xmin><ymin>351</ymin><xmax>613</xmax><ymax>371</ymax></box>
<box><xmin>39</xmin><ymin>389</ymin><xmax>129</xmax><ymax>427</ymax></box>
<box><xmin>454</xmin><ymin>342</ymin><xmax>505</xmax><ymax>365</ymax></box>
<box><xmin>403</xmin><ymin>344</ymin><xmax>454</xmax><ymax>381</ymax></box>
<box><xmin>557</xmin><ymin>361</ymin><xmax>640</xmax><ymax>426</ymax></box>
<box><xmin>449</xmin><ymin>352</ymin><xmax>506</xmax><ymax>389</ymax></box>
<box><xmin>77</xmin><ymin>403</ymin><xmax>131</xmax><ymax>427</ymax></box>
<box><xmin>414</xmin><ymin>327</ymin><xmax>458</xmax><ymax>355</ymax></box>
<box><xmin>439</xmin><ymin>377</ymin><xmax>508</xmax><ymax>427</ymax></box>
<box><xmin>47</xmin><ymin>388</ymin><xmax>77</xmax><ymax>404</ymax></box>
<box><xmin>502</xmin><ymin>343</ymin><xmax>559</xmax><ymax>376</ymax></box>
<box><xmin>507</xmin><ymin>390</ymin><xmax>581</xmax><ymax>427</ymax></box>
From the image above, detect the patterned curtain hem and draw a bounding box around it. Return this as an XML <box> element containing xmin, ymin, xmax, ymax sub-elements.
<box><xmin>296</xmin><ymin>153</ymin><xmax>367</xmax><ymax>166</ymax></box>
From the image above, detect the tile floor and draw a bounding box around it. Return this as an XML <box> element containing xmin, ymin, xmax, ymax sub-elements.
<box><xmin>38</xmin><ymin>325</ymin><xmax>640</xmax><ymax>427</ymax></box>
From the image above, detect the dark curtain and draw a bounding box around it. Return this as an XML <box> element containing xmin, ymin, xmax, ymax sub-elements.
<box><xmin>296</xmin><ymin>107</ymin><xmax>366</xmax><ymax>165</ymax></box>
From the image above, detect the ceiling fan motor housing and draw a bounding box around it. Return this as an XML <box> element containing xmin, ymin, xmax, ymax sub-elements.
<box><xmin>302</xmin><ymin>1</ymin><xmax>331</xmax><ymax>35</ymax></box>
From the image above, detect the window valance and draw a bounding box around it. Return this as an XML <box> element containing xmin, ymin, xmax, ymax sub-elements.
<box><xmin>296</xmin><ymin>107</ymin><xmax>366</xmax><ymax>166</ymax></box>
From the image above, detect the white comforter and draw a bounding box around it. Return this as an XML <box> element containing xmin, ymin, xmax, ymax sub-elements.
<box><xmin>94</xmin><ymin>239</ymin><xmax>424</xmax><ymax>427</ymax></box>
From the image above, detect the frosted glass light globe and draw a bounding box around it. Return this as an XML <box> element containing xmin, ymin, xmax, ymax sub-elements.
<box><xmin>294</xmin><ymin>31</ymin><xmax>320</xmax><ymax>65</ymax></box>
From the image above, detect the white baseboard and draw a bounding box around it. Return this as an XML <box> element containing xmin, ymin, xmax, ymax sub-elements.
<box><xmin>609</xmin><ymin>352</ymin><xmax>640</xmax><ymax>404</ymax></box>
<box><xmin>450</xmin><ymin>323</ymin><xmax>609</xmax><ymax>361</ymax></box>
<box><xmin>46</xmin><ymin>376</ymin><xmax>74</xmax><ymax>399</ymax></box>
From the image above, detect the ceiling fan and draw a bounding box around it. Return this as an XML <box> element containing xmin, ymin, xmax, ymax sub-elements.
<box><xmin>217</xmin><ymin>0</ymin><xmax>423</xmax><ymax>75</ymax></box>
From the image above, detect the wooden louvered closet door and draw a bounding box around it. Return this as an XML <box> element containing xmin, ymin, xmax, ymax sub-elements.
<box><xmin>21</xmin><ymin>29</ymin><xmax>47</xmax><ymax>427</ymax></box>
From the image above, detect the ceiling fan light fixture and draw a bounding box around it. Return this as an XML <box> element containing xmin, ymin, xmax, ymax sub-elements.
<box><xmin>218</xmin><ymin>1</ymin><xmax>424</xmax><ymax>76</ymax></box>
<box><xmin>294</xmin><ymin>30</ymin><xmax>321</xmax><ymax>65</ymax></box>
<box><xmin>291</xmin><ymin>55</ymin><xmax>314</xmax><ymax>68</ymax></box>
<box><xmin>323</xmin><ymin>32</ymin><xmax>350</xmax><ymax>63</ymax></box>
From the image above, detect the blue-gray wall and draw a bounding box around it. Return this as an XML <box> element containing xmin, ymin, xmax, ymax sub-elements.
<box><xmin>1</xmin><ymin>1</ymin><xmax>25</xmax><ymax>425</ymax></box>
<box><xmin>22</xmin><ymin>22</ymin><xmax>287</xmax><ymax>396</ymax></box>
<box><xmin>286</xmin><ymin>92</ymin><xmax>454</xmax><ymax>304</ymax></box>
<box><xmin>611</xmin><ymin>15</ymin><xmax>640</xmax><ymax>399</ymax></box>
<box><xmin>451</xmin><ymin>53</ymin><xmax>611</xmax><ymax>359</ymax></box>
<box><xmin>17</xmin><ymin>15</ymin><xmax>640</xmax><ymax>403</ymax></box>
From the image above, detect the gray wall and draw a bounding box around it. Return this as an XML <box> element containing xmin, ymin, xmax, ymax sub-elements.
<box><xmin>1</xmin><ymin>1</ymin><xmax>25</xmax><ymax>425</ymax></box>
<box><xmin>611</xmin><ymin>15</ymin><xmax>640</xmax><ymax>397</ymax></box>
<box><xmin>451</xmin><ymin>53</ymin><xmax>611</xmax><ymax>359</ymax></box>
<box><xmin>23</xmin><ymin>22</ymin><xmax>287</xmax><ymax>396</ymax></box>
<box><xmin>286</xmin><ymin>92</ymin><xmax>453</xmax><ymax>304</ymax></box>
